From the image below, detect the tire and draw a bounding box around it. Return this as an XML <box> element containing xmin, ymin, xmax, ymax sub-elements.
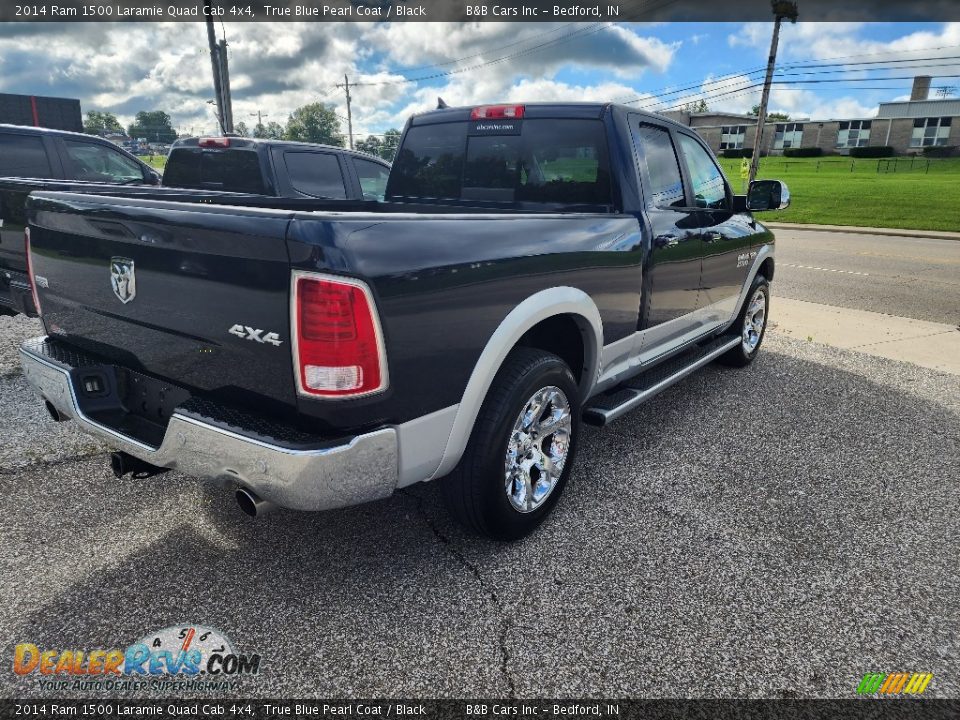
<box><xmin>718</xmin><ymin>274</ymin><xmax>770</xmax><ymax>367</ymax></box>
<box><xmin>441</xmin><ymin>348</ymin><xmax>581</xmax><ymax>541</ymax></box>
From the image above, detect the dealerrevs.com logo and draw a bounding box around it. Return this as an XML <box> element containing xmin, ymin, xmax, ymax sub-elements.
<box><xmin>12</xmin><ymin>625</ymin><xmax>261</xmax><ymax>693</ymax></box>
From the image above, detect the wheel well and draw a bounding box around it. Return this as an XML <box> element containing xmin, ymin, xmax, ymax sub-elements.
<box><xmin>516</xmin><ymin>314</ymin><xmax>587</xmax><ymax>387</ymax></box>
<box><xmin>759</xmin><ymin>257</ymin><xmax>775</xmax><ymax>282</ymax></box>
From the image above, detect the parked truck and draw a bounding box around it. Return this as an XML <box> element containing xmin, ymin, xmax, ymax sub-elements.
<box><xmin>0</xmin><ymin>126</ymin><xmax>389</xmax><ymax>315</ymax></box>
<box><xmin>19</xmin><ymin>103</ymin><xmax>788</xmax><ymax>539</ymax></box>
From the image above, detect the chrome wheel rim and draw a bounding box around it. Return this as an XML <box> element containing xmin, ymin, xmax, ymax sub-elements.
<box><xmin>742</xmin><ymin>288</ymin><xmax>767</xmax><ymax>353</ymax></box>
<box><xmin>504</xmin><ymin>385</ymin><xmax>573</xmax><ymax>513</ymax></box>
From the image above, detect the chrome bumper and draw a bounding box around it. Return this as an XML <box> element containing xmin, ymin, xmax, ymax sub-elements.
<box><xmin>19</xmin><ymin>338</ymin><xmax>398</xmax><ymax>512</ymax></box>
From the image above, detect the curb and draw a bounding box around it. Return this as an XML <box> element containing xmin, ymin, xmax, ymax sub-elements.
<box><xmin>765</xmin><ymin>223</ymin><xmax>960</xmax><ymax>242</ymax></box>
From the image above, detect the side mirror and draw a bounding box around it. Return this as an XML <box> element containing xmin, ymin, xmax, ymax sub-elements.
<box><xmin>747</xmin><ymin>179</ymin><xmax>790</xmax><ymax>211</ymax></box>
<box><xmin>148</xmin><ymin>171</ymin><xmax>162</xmax><ymax>186</ymax></box>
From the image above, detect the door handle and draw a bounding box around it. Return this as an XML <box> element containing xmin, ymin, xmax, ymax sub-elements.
<box><xmin>703</xmin><ymin>231</ymin><xmax>724</xmax><ymax>243</ymax></box>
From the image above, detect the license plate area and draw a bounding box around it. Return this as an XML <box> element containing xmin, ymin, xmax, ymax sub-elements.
<box><xmin>69</xmin><ymin>365</ymin><xmax>192</xmax><ymax>448</ymax></box>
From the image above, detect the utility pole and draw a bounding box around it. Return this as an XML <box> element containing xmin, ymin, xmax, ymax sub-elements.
<box><xmin>250</xmin><ymin>110</ymin><xmax>269</xmax><ymax>136</ymax></box>
<box><xmin>342</xmin><ymin>74</ymin><xmax>354</xmax><ymax>150</ymax></box>
<box><xmin>203</xmin><ymin>3</ymin><xmax>225</xmax><ymax>134</ymax></box>
<box><xmin>218</xmin><ymin>37</ymin><xmax>234</xmax><ymax>133</ymax></box>
<box><xmin>748</xmin><ymin>0</ymin><xmax>798</xmax><ymax>185</ymax></box>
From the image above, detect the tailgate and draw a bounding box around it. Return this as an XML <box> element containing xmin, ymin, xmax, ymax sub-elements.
<box><xmin>27</xmin><ymin>192</ymin><xmax>298</xmax><ymax>414</ymax></box>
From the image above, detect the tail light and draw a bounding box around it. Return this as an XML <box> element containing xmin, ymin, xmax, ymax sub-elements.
<box><xmin>199</xmin><ymin>137</ymin><xmax>230</xmax><ymax>148</ymax></box>
<box><xmin>470</xmin><ymin>105</ymin><xmax>525</xmax><ymax>120</ymax></box>
<box><xmin>24</xmin><ymin>228</ymin><xmax>42</xmax><ymax>316</ymax></box>
<box><xmin>291</xmin><ymin>272</ymin><xmax>388</xmax><ymax>398</ymax></box>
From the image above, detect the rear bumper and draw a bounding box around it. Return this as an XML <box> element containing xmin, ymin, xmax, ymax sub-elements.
<box><xmin>19</xmin><ymin>337</ymin><xmax>398</xmax><ymax>511</ymax></box>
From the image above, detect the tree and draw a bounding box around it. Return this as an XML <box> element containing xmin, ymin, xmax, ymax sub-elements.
<box><xmin>127</xmin><ymin>111</ymin><xmax>177</xmax><ymax>143</ymax></box>
<box><xmin>749</xmin><ymin>104</ymin><xmax>790</xmax><ymax>122</ymax></box>
<box><xmin>682</xmin><ymin>99</ymin><xmax>709</xmax><ymax>113</ymax></box>
<box><xmin>284</xmin><ymin>103</ymin><xmax>344</xmax><ymax>146</ymax></box>
<box><xmin>355</xmin><ymin>129</ymin><xmax>402</xmax><ymax>161</ymax></box>
<box><xmin>253</xmin><ymin>121</ymin><xmax>285</xmax><ymax>139</ymax></box>
<box><xmin>83</xmin><ymin>111</ymin><xmax>124</xmax><ymax>136</ymax></box>
<box><xmin>234</xmin><ymin>121</ymin><xmax>250</xmax><ymax>137</ymax></box>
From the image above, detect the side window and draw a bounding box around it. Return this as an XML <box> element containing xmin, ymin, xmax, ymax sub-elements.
<box><xmin>677</xmin><ymin>134</ymin><xmax>728</xmax><ymax>210</ymax></box>
<box><xmin>353</xmin><ymin>158</ymin><xmax>390</xmax><ymax>201</ymax></box>
<box><xmin>283</xmin><ymin>151</ymin><xmax>347</xmax><ymax>199</ymax></box>
<box><xmin>0</xmin><ymin>134</ymin><xmax>52</xmax><ymax>178</ymax></box>
<box><xmin>636</xmin><ymin>124</ymin><xmax>685</xmax><ymax>208</ymax></box>
<box><xmin>63</xmin><ymin>140</ymin><xmax>145</xmax><ymax>183</ymax></box>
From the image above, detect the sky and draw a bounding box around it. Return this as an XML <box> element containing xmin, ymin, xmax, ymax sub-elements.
<box><xmin>0</xmin><ymin>21</ymin><xmax>958</xmax><ymax>138</ymax></box>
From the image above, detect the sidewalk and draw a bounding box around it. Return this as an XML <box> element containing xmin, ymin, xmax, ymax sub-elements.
<box><xmin>770</xmin><ymin>297</ymin><xmax>960</xmax><ymax>376</ymax></box>
<box><xmin>765</xmin><ymin>222</ymin><xmax>960</xmax><ymax>242</ymax></box>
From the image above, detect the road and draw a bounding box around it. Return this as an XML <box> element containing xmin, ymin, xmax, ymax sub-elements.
<box><xmin>1</xmin><ymin>228</ymin><xmax>958</xmax><ymax>700</ymax></box>
<box><xmin>772</xmin><ymin>228</ymin><xmax>960</xmax><ymax>325</ymax></box>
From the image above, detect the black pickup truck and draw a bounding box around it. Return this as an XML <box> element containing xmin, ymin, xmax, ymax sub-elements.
<box><xmin>19</xmin><ymin>103</ymin><xmax>788</xmax><ymax>540</ymax></box>
<box><xmin>0</xmin><ymin>127</ymin><xmax>389</xmax><ymax>316</ymax></box>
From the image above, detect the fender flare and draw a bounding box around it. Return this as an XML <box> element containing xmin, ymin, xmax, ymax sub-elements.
<box><xmin>426</xmin><ymin>286</ymin><xmax>603</xmax><ymax>481</ymax></box>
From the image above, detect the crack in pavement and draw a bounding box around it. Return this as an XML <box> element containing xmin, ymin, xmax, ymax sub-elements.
<box><xmin>398</xmin><ymin>489</ymin><xmax>517</xmax><ymax>699</ymax></box>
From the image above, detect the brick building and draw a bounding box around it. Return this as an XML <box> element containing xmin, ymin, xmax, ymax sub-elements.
<box><xmin>662</xmin><ymin>76</ymin><xmax>958</xmax><ymax>156</ymax></box>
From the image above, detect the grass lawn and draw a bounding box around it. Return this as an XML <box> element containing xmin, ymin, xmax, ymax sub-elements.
<box><xmin>142</xmin><ymin>155</ymin><xmax>166</xmax><ymax>170</ymax></box>
<box><xmin>717</xmin><ymin>155</ymin><xmax>960</xmax><ymax>232</ymax></box>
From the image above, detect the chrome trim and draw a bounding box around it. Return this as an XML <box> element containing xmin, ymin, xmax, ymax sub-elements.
<box><xmin>587</xmin><ymin>336</ymin><xmax>740</xmax><ymax>425</ymax></box>
<box><xmin>20</xmin><ymin>340</ymin><xmax>398</xmax><ymax>512</ymax></box>
<box><xmin>289</xmin><ymin>270</ymin><xmax>390</xmax><ymax>400</ymax></box>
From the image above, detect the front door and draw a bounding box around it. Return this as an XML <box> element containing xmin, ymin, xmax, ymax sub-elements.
<box><xmin>632</xmin><ymin>122</ymin><xmax>702</xmax><ymax>353</ymax></box>
<box><xmin>675</xmin><ymin>132</ymin><xmax>755</xmax><ymax>326</ymax></box>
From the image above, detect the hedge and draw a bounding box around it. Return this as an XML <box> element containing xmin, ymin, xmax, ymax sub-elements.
<box><xmin>722</xmin><ymin>148</ymin><xmax>753</xmax><ymax>159</ymax></box>
<box><xmin>922</xmin><ymin>145</ymin><xmax>957</xmax><ymax>157</ymax></box>
<box><xmin>783</xmin><ymin>147</ymin><xmax>823</xmax><ymax>157</ymax></box>
<box><xmin>849</xmin><ymin>146</ymin><xmax>895</xmax><ymax>158</ymax></box>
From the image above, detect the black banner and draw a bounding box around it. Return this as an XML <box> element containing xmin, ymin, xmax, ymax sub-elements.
<box><xmin>2</xmin><ymin>0</ymin><xmax>960</xmax><ymax>22</ymax></box>
<box><xmin>1</xmin><ymin>700</ymin><xmax>959</xmax><ymax>719</ymax></box>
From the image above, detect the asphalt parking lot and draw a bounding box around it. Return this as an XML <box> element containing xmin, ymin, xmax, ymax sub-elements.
<box><xmin>1</xmin><ymin>300</ymin><xmax>957</xmax><ymax>699</ymax></box>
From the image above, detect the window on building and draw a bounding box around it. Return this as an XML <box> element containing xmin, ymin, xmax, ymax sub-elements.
<box><xmin>910</xmin><ymin>117</ymin><xmax>952</xmax><ymax>147</ymax></box>
<box><xmin>836</xmin><ymin>120</ymin><xmax>872</xmax><ymax>149</ymax></box>
<box><xmin>719</xmin><ymin>125</ymin><xmax>747</xmax><ymax>150</ymax></box>
<box><xmin>774</xmin><ymin>123</ymin><xmax>804</xmax><ymax>150</ymax></box>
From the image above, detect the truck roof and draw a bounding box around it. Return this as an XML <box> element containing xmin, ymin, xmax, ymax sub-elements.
<box><xmin>0</xmin><ymin>123</ymin><xmax>114</xmax><ymax>140</ymax></box>
<box><xmin>171</xmin><ymin>136</ymin><xmax>390</xmax><ymax>166</ymax></box>
<box><xmin>408</xmin><ymin>102</ymin><xmax>689</xmax><ymax>131</ymax></box>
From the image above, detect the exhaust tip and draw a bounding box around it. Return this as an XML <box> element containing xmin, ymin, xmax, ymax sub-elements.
<box><xmin>44</xmin><ymin>400</ymin><xmax>66</xmax><ymax>422</ymax></box>
<box><xmin>235</xmin><ymin>488</ymin><xmax>258</xmax><ymax>517</ymax></box>
<box><xmin>235</xmin><ymin>487</ymin><xmax>274</xmax><ymax>519</ymax></box>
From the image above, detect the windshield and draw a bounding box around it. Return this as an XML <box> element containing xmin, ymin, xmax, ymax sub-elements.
<box><xmin>387</xmin><ymin>119</ymin><xmax>612</xmax><ymax>207</ymax></box>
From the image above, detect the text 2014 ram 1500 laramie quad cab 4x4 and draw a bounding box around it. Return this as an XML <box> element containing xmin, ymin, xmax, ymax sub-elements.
<box><xmin>19</xmin><ymin>103</ymin><xmax>788</xmax><ymax>540</ymax></box>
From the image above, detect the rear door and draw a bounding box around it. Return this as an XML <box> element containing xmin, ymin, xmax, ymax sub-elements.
<box><xmin>272</xmin><ymin>148</ymin><xmax>349</xmax><ymax>199</ymax></box>
<box><xmin>631</xmin><ymin>121</ymin><xmax>702</xmax><ymax>349</ymax></box>
<box><xmin>0</xmin><ymin>131</ymin><xmax>60</xmax><ymax>280</ymax></box>
<box><xmin>675</xmin><ymin>131</ymin><xmax>755</xmax><ymax>325</ymax></box>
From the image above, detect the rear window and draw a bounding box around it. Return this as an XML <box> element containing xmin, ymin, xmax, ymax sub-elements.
<box><xmin>163</xmin><ymin>148</ymin><xmax>266</xmax><ymax>194</ymax></box>
<box><xmin>387</xmin><ymin>119</ymin><xmax>612</xmax><ymax>207</ymax></box>
<box><xmin>0</xmin><ymin>133</ymin><xmax>52</xmax><ymax>178</ymax></box>
<box><xmin>283</xmin><ymin>151</ymin><xmax>346</xmax><ymax>198</ymax></box>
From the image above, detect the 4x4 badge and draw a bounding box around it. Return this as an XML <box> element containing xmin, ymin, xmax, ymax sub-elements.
<box><xmin>110</xmin><ymin>257</ymin><xmax>136</xmax><ymax>304</ymax></box>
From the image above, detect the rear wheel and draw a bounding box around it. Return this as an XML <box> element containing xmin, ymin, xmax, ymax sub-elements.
<box><xmin>441</xmin><ymin>348</ymin><xmax>581</xmax><ymax>541</ymax></box>
<box><xmin>719</xmin><ymin>274</ymin><xmax>769</xmax><ymax>367</ymax></box>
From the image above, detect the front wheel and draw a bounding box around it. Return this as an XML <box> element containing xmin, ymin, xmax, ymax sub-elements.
<box><xmin>718</xmin><ymin>274</ymin><xmax>769</xmax><ymax>367</ymax></box>
<box><xmin>441</xmin><ymin>348</ymin><xmax>581</xmax><ymax>541</ymax></box>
